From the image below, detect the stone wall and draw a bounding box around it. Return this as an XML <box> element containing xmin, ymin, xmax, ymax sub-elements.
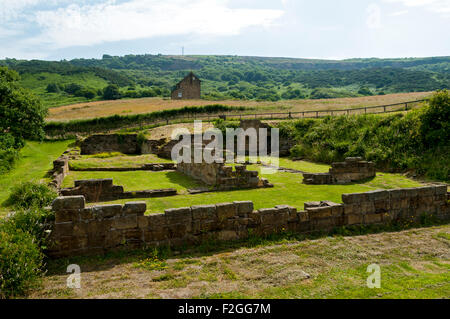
<box><xmin>176</xmin><ymin>152</ymin><xmax>272</xmax><ymax>190</ymax></box>
<box><xmin>49</xmin><ymin>155</ymin><xmax>69</xmax><ymax>189</ymax></box>
<box><xmin>303</xmin><ymin>157</ymin><xmax>376</xmax><ymax>184</ymax></box>
<box><xmin>80</xmin><ymin>134</ymin><xmax>139</xmax><ymax>155</ymax></box>
<box><xmin>47</xmin><ymin>185</ymin><xmax>449</xmax><ymax>257</ymax></box>
<box><xmin>71</xmin><ymin>163</ymin><xmax>175</xmax><ymax>172</ymax></box>
<box><xmin>60</xmin><ymin>179</ymin><xmax>177</xmax><ymax>203</ymax></box>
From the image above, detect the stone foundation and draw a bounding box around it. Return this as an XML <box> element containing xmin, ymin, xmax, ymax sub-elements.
<box><xmin>49</xmin><ymin>155</ymin><xmax>69</xmax><ymax>189</ymax></box>
<box><xmin>60</xmin><ymin>179</ymin><xmax>177</xmax><ymax>203</ymax></box>
<box><xmin>47</xmin><ymin>185</ymin><xmax>449</xmax><ymax>257</ymax></box>
<box><xmin>176</xmin><ymin>148</ymin><xmax>272</xmax><ymax>190</ymax></box>
<box><xmin>80</xmin><ymin>134</ymin><xmax>140</xmax><ymax>155</ymax></box>
<box><xmin>303</xmin><ymin>157</ymin><xmax>376</xmax><ymax>184</ymax></box>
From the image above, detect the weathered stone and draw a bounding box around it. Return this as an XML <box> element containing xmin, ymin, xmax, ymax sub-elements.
<box><xmin>112</xmin><ymin>215</ymin><xmax>137</xmax><ymax>230</ymax></box>
<box><xmin>55</xmin><ymin>210</ymin><xmax>78</xmax><ymax>223</ymax></box>
<box><xmin>148</xmin><ymin>213</ymin><xmax>167</xmax><ymax>228</ymax></box>
<box><xmin>137</xmin><ymin>216</ymin><xmax>149</xmax><ymax>228</ymax></box>
<box><xmin>92</xmin><ymin>204</ymin><xmax>122</xmax><ymax>219</ymax></box>
<box><xmin>234</xmin><ymin>201</ymin><xmax>254</xmax><ymax>216</ymax></box>
<box><xmin>345</xmin><ymin>214</ymin><xmax>363</xmax><ymax>225</ymax></box>
<box><xmin>123</xmin><ymin>202</ymin><xmax>147</xmax><ymax>215</ymax></box>
<box><xmin>216</xmin><ymin>203</ymin><xmax>237</xmax><ymax>220</ymax></box>
<box><xmin>307</xmin><ymin>206</ymin><xmax>332</xmax><ymax>219</ymax></box>
<box><xmin>52</xmin><ymin>196</ymin><xmax>85</xmax><ymax>211</ymax></box>
<box><xmin>191</xmin><ymin>205</ymin><xmax>216</xmax><ymax>220</ymax></box>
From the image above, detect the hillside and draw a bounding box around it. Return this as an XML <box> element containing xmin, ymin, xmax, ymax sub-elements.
<box><xmin>1</xmin><ymin>55</ymin><xmax>449</xmax><ymax>108</ymax></box>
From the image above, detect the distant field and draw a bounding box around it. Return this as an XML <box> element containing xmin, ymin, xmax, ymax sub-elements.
<box><xmin>47</xmin><ymin>92</ymin><xmax>431</xmax><ymax>121</ymax></box>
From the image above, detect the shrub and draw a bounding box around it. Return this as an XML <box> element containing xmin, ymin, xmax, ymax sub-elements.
<box><xmin>0</xmin><ymin>228</ymin><xmax>43</xmax><ymax>299</ymax></box>
<box><xmin>4</xmin><ymin>182</ymin><xmax>58</xmax><ymax>210</ymax></box>
<box><xmin>0</xmin><ymin>206</ymin><xmax>54</xmax><ymax>298</ymax></box>
<box><xmin>280</xmin><ymin>91</ymin><xmax>449</xmax><ymax>181</ymax></box>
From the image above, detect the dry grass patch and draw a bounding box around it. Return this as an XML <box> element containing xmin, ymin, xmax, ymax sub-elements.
<box><xmin>30</xmin><ymin>224</ymin><xmax>450</xmax><ymax>299</ymax></box>
<box><xmin>47</xmin><ymin>92</ymin><xmax>431</xmax><ymax>121</ymax></box>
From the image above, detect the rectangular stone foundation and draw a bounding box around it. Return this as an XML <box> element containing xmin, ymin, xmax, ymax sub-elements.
<box><xmin>48</xmin><ymin>185</ymin><xmax>450</xmax><ymax>258</ymax></box>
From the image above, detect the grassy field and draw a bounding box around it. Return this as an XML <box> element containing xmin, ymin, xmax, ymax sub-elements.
<box><xmin>0</xmin><ymin>140</ymin><xmax>74</xmax><ymax>216</ymax></box>
<box><xmin>30</xmin><ymin>224</ymin><xmax>450</xmax><ymax>299</ymax></box>
<box><xmin>69</xmin><ymin>153</ymin><xmax>173</xmax><ymax>170</ymax></box>
<box><xmin>61</xmin><ymin>159</ymin><xmax>423</xmax><ymax>214</ymax></box>
<box><xmin>47</xmin><ymin>92</ymin><xmax>431</xmax><ymax>121</ymax></box>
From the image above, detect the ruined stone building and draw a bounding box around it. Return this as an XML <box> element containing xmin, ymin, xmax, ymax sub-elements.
<box><xmin>171</xmin><ymin>72</ymin><xmax>201</xmax><ymax>99</ymax></box>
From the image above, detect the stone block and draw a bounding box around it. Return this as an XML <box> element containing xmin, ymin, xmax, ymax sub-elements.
<box><xmin>216</xmin><ymin>203</ymin><xmax>237</xmax><ymax>220</ymax></box>
<box><xmin>112</xmin><ymin>215</ymin><xmax>137</xmax><ymax>230</ymax></box>
<box><xmin>52</xmin><ymin>196</ymin><xmax>85</xmax><ymax>211</ymax></box>
<box><xmin>435</xmin><ymin>185</ymin><xmax>447</xmax><ymax>195</ymax></box>
<box><xmin>53</xmin><ymin>222</ymin><xmax>73</xmax><ymax>237</ymax></box>
<box><xmin>80</xmin><ymin>208</ymin><xmax>93</xmax><ymax>220</ymax></box>
<box><xmin>364</xmin><ymin>213</ymin><xmax>383</xmax><ymax>224</ymax></box>
<box><xmin>298</xmin><ymin>211</ymin><xmax>309</xmax><ymax>222</ymax></box>
<box><xmin>331</xmin><ymin>205</ymin><xmax>344</xmax><ymax>217</ymax></box>
<box><xmin>148</xmin><ymin>213</ymin><xmax>167</xmax><ymax>228</ymax></box>
<box><xmin>415</xmin><ymin>186</ymin><xmax>436</xmax><ymax>197</ymax></box>
<box><xmin>307</xmin><ymin>206</ymin><xmax>332</xmax><ymax>219</ymax></box>
<box><xmin>55</xmin><ymin>210</ymin><xmax>78</xmax><ymax>223</ymax></box>
<box><xmin>345</xmin><ymin>214</ymin><xmax>363</xmax><ymax>225</ymax></box>
<box><xmin>342</xmin><ymin>192</ymin><xmax>367</xmax><ymax>204</ymax></box>
<box><xmin>165</xmin><ymin>207</ymin><xmax>192</xmax><ymax>224</ymax></box>
<box><xmin>304</xmin><ymin>201</ymin><xmax>321</xmax><ymax>209</ymax></box>
<box><xmin>365</xmin><ymin>190</ymin><xmax>389</xmax><ymax>201</ymax></box>
<box><xmin>92</xmin><ymin>204</ymin><xmax>123</xmax><ymax>219</ymax></box>
<box><xmin>233</xmin><ymin>201</ymin><xmax>253</xmax><ymax>216</ymax></box>
<box><xmin>72</xmin><ymin>222</ymin><xmax>88</xmax><ymax>237</ymax></box>
<box><xmin>137</xmin><ymin>215</ymin><xmax>149</xmax><ymax>228</ymax></box>
<box><xmin>191</xmin><ymin>205</ymin><xmax>216</xmax><ymax>220</ymax></box>
<box><xmin>123</xmin><ymin>202</ymin><xmax>146</xmax><ymax>215</ymax></box>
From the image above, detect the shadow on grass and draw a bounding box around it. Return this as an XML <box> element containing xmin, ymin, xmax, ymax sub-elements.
<box><xmin>44</xmin><ymin>218</ymin><xmax>450</xmax><ymax>277</ymax></box>
<box><xmin>165</xmin><ymin>171</ymin><xmax>207</xmax><ymax>190</ymax></box>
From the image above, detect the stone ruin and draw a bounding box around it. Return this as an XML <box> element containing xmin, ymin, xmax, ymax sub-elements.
<box><xmin>60</xmin><ymin>178</ymin><xmax>177</xmax><ymax>203</ymax></box>
<box><xmin>303</xmin><ymin>157</ymin><xmax>376</xmax><ymax>185</ymax></box>
<box><xmin>47</xmin><ymin>184</ymin><xmax>450</xmax><ymax>257</ymax></box>
<box><xmin>175</xmin><ymin>144</ymin><xmax>272</xmax><ymax>190</ymax></box>
<box><xmin>79</xmin><ymin>119</ymin><xmax>295</xmax><ymax>158</ymax></box>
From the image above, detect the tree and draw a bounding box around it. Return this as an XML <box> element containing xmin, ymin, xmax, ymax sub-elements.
<box><xmin>0</xmin><ymin>67</ymin><xmax>47</xmax><ymax>142</ymax></box>
<box><xmin>46</xmin><ymin>83</ymin><xmax>60</xmax><ymax>93</ymax></box>
<box><xmin>103</xmin><ymin>84</ymin><xmax>121</xmax><ymax>100</ymax></box>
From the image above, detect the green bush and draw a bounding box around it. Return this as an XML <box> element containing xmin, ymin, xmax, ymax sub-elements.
<box><xmin>4</xmin><ymin>182</ymin><xmax>58</xmax><ymax>210</ymax></box>
<box><xmin>0</xmin><ymin>228</ymin><xmax>43</xmax><ymax>299</ymax></box>
<box><xmin>283</xmin><ymin>91</ymin><xmax>449</xmax><ymax>181</ymax></box>
<box><xmin>0</xmin><ymin>207</ymin><xmax>54</xmax><ymax>298</ymax></box>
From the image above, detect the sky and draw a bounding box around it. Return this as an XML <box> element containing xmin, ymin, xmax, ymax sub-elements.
<box><xmin>0</xmin><ymin>0</ymin><xmax>449</xmax><ymax>61</ymax></box>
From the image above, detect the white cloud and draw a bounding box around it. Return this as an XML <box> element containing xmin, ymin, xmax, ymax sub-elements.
<box><xmin>30</xmin><ymin>0</ymin><xmax>284</xmax><ymax>49</ymax></box>
<box><xmin>383</xmin><ymin>0</ymin><xmax>450</xmax><ymax>16</ymax></box>
<box><xmin>367</xmin><ymin>3</ymin><xmax>382</xmax><ymax>29</ymax></box>
<box><xmin>389</xmin><ymin>10</ymin><xmax>409</xmax><ymax>16</ymax></box>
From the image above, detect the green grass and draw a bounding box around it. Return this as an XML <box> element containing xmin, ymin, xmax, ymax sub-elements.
<box><xmin>73</xmin><ymin>163</ymin><xmax>422</xmax><ymax>214</ymax></box>
<box><xmin>237</xmin><ymin>261</ymin><xmax>450</xmax><ymax>299</ymax></box>
<box><xmin>69</xmin><ymin>154</ymin><xmax>173</xmax><ymax>170</ymax></box>
<box><xmin>0</xmin><ymin>140</ymin><xmax>73</xmax><ymax>216</ymax></box>
<box><xmin>258</xmin><ymin>157</ymin><xmax>330</xmax><ymax>173</ymax></box>
<box><xmin>62</xmin><ymin>170</ymin><xmax>205</xmax><ymax>194</ymax></box>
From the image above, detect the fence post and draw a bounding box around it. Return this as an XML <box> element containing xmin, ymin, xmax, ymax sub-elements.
<box><xmin>405</xmin><ymin>103</ymin><xmax>408</xmax><ymax>111</ymax></box>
